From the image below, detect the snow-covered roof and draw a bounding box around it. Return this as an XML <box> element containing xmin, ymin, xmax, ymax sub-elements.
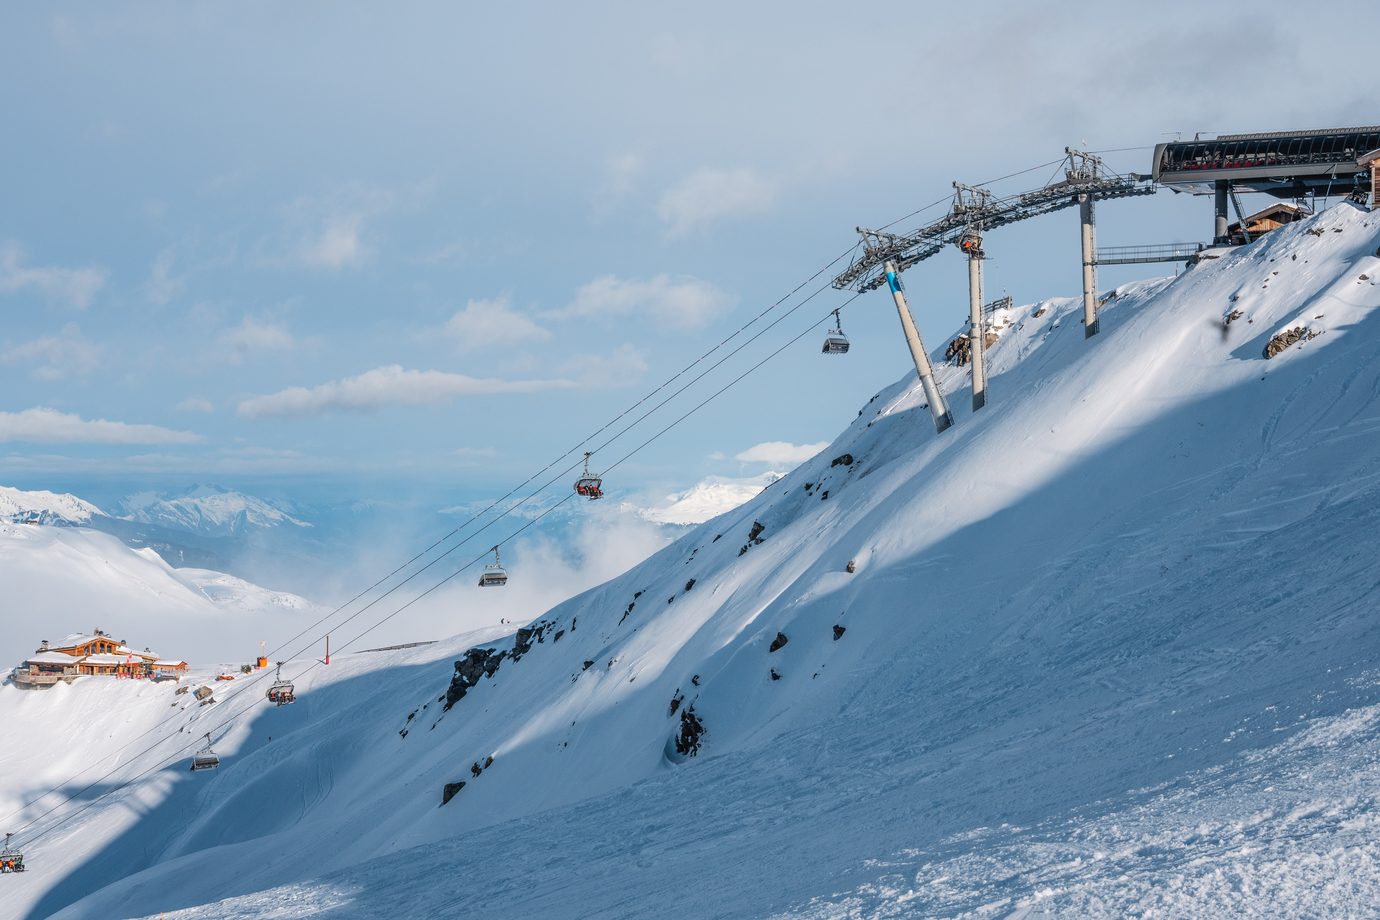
<box><xmin>153</xmin><ymin>660</ymin><xmax>187</xmax><ymax>668</ymax></box>
<box><xmin>26</xmin><ymin>652</ymin><xmax>79</xmax><ymax>666</ymax></box>
<box><xmin>117</xmin><ymin>645</ymin><xmax>159</xmax><ymax>659</ymax></box>
<box><xmin>54</xmin><ymin>633</ymin><xmax>112</xmax><ymax>649</ymax></box>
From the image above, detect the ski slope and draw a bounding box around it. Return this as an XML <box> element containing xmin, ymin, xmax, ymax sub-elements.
<box><xmin>4</xmin><ymin>203</ymin><xmax>1380</xmax><ymax>919</ymax></box>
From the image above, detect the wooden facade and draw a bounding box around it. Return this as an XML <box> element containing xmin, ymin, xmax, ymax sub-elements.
<box><xmin>9</xmin><ymin>630</ymin><xmax>185</xmax><ymax>688</ymax></box>
<box><xmin>1227</xmin><ymin>202</ymin><xmax>1311</xmax><ymax>245</ymax></box>
<box><xmin>1362</xmin><ymin>149</ymin><xmax>1380</xmax><ymax>208</ymax></box>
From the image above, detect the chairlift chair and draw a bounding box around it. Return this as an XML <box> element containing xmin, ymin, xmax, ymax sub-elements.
<box><xmin>821</xmin><ymin>309</ymin><xmax>850</xmax><ymax>354</ymax></box>
<box><xmin>190</xmin><ymin>733</ymin><xmax>220</xmax><ymax>772</ymax></box>
<box><xmin>266</xmin><ymin>662</ymin><xmax>295</xmax><ymax>706</ymax></box>
<box><xmin>478</xmin><ymin>546</ymin><xmax>508</xmax><ymax>587</ymax></box>
<box><xmin>0</xmin><ymin>834</ymin><xmax>23</xmax><ymax>873</ymax></box>
<box><xmin>573</xmin><ymin>451</ymin><xmax>604</xmax><ymax>500</ymax></box>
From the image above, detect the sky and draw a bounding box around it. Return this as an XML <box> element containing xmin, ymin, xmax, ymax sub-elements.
<box><xmin>1</xmin><ymin>0</ymin><xmax>1377</xmax><ymax>511</ymax></box>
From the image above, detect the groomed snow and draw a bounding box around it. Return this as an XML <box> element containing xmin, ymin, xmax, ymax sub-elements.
<box><xmin>3</xmin><ymin>203</ymin><xmax>1380</xmax><ymax>920</ymax></box>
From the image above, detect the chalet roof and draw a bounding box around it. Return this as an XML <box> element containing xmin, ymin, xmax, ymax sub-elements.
<box><xmin>1358</xmin><ymin>148</ymin><xmax>1380</xmax><ymax>167</ymax></box>
<box><xmin>1228</xmin><ymin>202</ymin><xmax>1312</xmax><ymax>231</ymax></box>
<box><xmin>117</xmin><ymin>645</ymin><xmax>159</xmax><ymax>659</ymax></box>
<box><xmin>53</xmin><ymin>633</ymin><xmax>111</xmax><ymax>649</ymax></box>
<box><xmin>153</xmin><ymin>660</ymin><xmax>187</xmax><ymax>668</ymax></box>
<box><xmin>27</xmin><ymin>652</ymin><xmax>79</xmax><ymax>666</ymax></box>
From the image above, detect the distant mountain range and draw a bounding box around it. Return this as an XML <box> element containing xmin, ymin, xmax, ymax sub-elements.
<box><xmin>117</xmin><ymin>484</ymin><xmax>311</xmax><ymax>536</ymax></box>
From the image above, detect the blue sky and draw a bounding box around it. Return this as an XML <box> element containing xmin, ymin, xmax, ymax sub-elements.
<box><xmin>1</xmin><ymin>1</ymin><xmax>1376</xmax><ymax>507</ymax></box>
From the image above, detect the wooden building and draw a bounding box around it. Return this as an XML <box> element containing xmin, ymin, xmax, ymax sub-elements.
<box><xmin>1228</xmin><ymin>202</ymin><xmax>1311</xmax><ymax>245</ymax></box>
<box><xmin>9</xmin><ymin>629</ymin><xmax>185</xmax><ymax>688</ymax></box>
<box><xmin>1361</xmin><ymin>149</ymin><xmax>1380</xmax><ymax>208</ymax></box>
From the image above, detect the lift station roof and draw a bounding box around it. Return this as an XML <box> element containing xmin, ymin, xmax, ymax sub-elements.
<box><xmin>1153</xmin><ymin>125</ymin><xmax>1380</xmax><ymax>197</ymax></box>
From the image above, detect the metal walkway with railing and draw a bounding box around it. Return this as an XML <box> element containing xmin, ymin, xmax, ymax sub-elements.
<box><xmin>1095</xmin><ymin>242</ymin><xmax>1206</xmax><ymax>265</ymax></box>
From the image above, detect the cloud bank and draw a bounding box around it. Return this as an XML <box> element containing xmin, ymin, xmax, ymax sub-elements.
<box><xmin>237</xmin><ymin>365</ymin><xmax>574</xmax><ymax>418</ymax></box>
<box><xmin>0</xmin><ymin>408</ymin><xmax>201</xmax><ymax>444</ymax></box>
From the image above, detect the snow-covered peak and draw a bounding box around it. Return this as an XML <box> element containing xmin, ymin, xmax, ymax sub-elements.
<box><xmin>119</xmin><ymin>485</ymin><xmax>310</xmax><ymax>536</ymax></box>
<box><xmin>0</xmin><ymin>485</ymin><xmax>103</xmax><ymax>525</ymax></box>
<box><xmin>631</xmin><ymin>471</ymin><xmax>784</xmax><ymax>525</ymax></box>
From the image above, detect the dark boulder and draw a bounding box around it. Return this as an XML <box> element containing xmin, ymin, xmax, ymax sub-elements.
<box><xmin>769</xmin><ymin>632</ymin><xmax>789</xmax><ymax>653</ymax></box>
<box><xmin>675</xmin><ymin>705</ymin><xmax>706</xmax><ymax>757</ymax></box>
<box><xmin>442</xmin><ymin>781</ymin><xmax>466</xmax><ymax>805</ymax></box>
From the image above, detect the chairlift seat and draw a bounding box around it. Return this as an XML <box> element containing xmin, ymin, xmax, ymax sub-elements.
<box><xmin>478</xmin><ymin>565</ymin><xmax>508</xmax><ymax>587</ymax></box>
<box><xmin>574</xmin><ymin>477</ymin><xmax>604</xmax><ymax>499</ymax></box>
<box><xmin>267</xmin><ymin>682</ymin><xmax>296</xmax><ymax>705</ymax></box>
<box><xmin>821</xmin><ymin>334</ymin><xmax>850</xmax><ymax>354</ymax></box>
<box><xmin>0</xmin><ymin>837</ymin><xmax>23</xmax><ymax>873</ymax></box>
<box><xmin>191</xmin><ymin>753</ymin><xmax>220</xmax><ymax>772</ymax></box>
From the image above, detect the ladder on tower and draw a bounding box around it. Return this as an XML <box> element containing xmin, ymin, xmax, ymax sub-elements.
<box><xmin>1229</xmin><ymin>187</ymin><xmax>1253</xmax><ymax>243</ymax></box>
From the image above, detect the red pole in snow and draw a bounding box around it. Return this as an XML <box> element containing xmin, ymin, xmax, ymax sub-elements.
<box><xmin>325</xmin><ymin>634</ymin><xmax>330</xmax><ymax>665</ymax></box>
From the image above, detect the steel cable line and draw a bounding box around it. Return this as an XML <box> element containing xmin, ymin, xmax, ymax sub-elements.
<box><xmin>13</xmin><ymin>150</ymin><xmax>1083</xmax><ymax>844</ymax></box>
<box><xmin>5</xmin><ymin>251</ymin><xmax>862</xmax><ymax>838</ymax></box>
<box><xmin>258</xmin><ymin>242</ymin><xmax>862</xmax><ymax>664</ymax></box>
<box><xmin>13</xmin><ymin>290</ymin><xmax>863</xmax><ymax>849</ymax></box>
<box><xmin>0</xmin><ymin>246</ymin><xmax>861</xmax><ymax>835</ymax></box>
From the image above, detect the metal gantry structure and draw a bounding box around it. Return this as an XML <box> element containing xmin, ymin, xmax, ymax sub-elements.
<box><xmin>833</xmin><ymin>148</ymin><xmax>1157</xmax><ymax>429</ymax></box>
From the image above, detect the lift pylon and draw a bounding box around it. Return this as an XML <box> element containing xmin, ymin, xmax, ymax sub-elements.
<box><xmin>884</xmin><ymin>260</ymin><xmax>953</xmax><ymax>433</ymax></box>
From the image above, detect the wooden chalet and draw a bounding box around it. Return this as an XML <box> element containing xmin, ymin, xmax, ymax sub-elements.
<box><xmin>1227</xmin><ymin>202</ymin><xmax>1311</xmax><ymax>245</ymax></box>
<box><xmin>1361</xmin><ymin>148</ymin><xmax>1380</xmax><ymax>208</ymax></box>
<box><xmin>8</xmin><ymin>629</ymin><xmax>186</xmax><ymax>688</ymax></box>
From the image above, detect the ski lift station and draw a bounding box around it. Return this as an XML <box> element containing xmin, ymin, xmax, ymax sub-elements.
<box><xmin>830</xmin><ymin>124</ymin><xmax>1378</xmax><ymax>432</ymax></box>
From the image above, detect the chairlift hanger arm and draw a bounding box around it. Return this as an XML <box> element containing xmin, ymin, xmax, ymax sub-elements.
<box><xmin>833</xmin><ymin>150</ymin><xmax>1158</xmax><ymax>291</ymax></box>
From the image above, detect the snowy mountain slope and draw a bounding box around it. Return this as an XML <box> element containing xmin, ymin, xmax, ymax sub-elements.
<box><xmin>0</xmin><ymin>523</ymin><xmax>323</xmax><ymax>666</ymax></box>
<box><xmin>7</xmin><ymin>203</ymin><xmax>1380</xmax><ymax>919</ymax></box>
<box><xmin>0</xmin><ymin>486</ymin><xmax>103</xmax><ymax>526</ymax></box>
<box><xmin>119</xmin><ymin>485</ymin><xmax>310</xmax><ymax>536</ymax></box>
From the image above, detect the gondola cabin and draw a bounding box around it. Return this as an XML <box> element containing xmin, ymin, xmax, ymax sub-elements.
<box><xmin>478</xmin><ymin>546</ymin><xmax>508</xmax><ymax>587</ymax></box>
<box><xmin>821</xmin><ymin>309</ymin><xmax>850</xmax><ymax>354</ymax></box>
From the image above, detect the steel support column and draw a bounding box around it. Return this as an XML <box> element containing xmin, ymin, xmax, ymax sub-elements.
<box><xmin>967</xmin><ymin>247</ymin><xmax>987</xmax><ymax>409</ymax></box>
<box><xmin>1079</xmin><ymin>194</ymin><xmax>1099</xmax><ymax>337</ymax></box>
<box><xmin>1214</xmin><ymin>179</ymin><xmax>1230</xmax><ymax>244</ymax></box>
<box><xmin>885</xmin><ymin>260</ymin><xmax>953</xmax><ymax>433</ymax></box>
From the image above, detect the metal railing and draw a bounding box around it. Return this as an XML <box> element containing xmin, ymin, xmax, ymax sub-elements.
<box><xmin>1095</xmin><ymin>242</ymin><xmax>1206</xmax><ymax>265</ymax></box>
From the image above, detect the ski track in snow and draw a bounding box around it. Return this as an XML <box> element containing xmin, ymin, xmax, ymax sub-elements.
<box><xmin>3</xmin><ymin>204</ymin><xmax>1380</xmax><ymax>919</ymax></box>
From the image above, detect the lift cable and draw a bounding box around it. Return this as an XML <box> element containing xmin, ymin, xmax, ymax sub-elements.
<box><xmin>12</xmin><ymin>290</ymin><xmax>862</xmax><ymax>849</ymax></box>
<box><xmin>0</xmin><ymin>243</ymin><xmax>861</xmax><ymax>836</ymax></box>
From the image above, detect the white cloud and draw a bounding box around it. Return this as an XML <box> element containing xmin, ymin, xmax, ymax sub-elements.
<box><xmin>300</xmin><ymin>214</ymin><xmax>367</xmax><ymax>269</ymax></box>
<box><xmin>176</xmin><ymin>397</ymin><xmax>215</xmax><ymax>413</ymax></box>
<box><xmin>236</xmin><ymin>365</ymin><xmax>575</xmax><ymax>419</ymax></box>
<box><xmin>443</xmin><ymin>296</ymin><xmax>550</xmax><ymax>350</ymax></box>
<box><xmin>559</xmin><ymin>274</ymin><xmax>733</xmax><ymax>330</ymax></box>
<box><xmin>0</xmin><ymin>408</ymin><xmax>201</xmax><ymax>444</ymax></box>
<box><xmin>0</xmin><ymin>244</ymin><xmax>107</xmax><ymax>309</ymax></box>
<box><xmin>143</xmin><ymin>248</ymin><xmax>182</xmax><ymax>305</ymax></box>
<box><xmin>735</xmin><ymin>440</ymin><xmax>829</xmax><ymax>466</ymax></box>
<box><xmin>657</xmin><ymin>167</ymin><xmax>780</xmax><ymax>236</ymax></box>
<box><xmin>220</xmin><ymin>316</ymin><xmax>296</xmax><ymax>359</ymax></box>
<box><xmin>0</xmin><ymin>323</ymin><xmax>103</xmax><ymax>379</ymax></box>
<box><xmin>559</xmin><ymin>344</ymin><xmax>648</xmax><ymax>387</ymax></box>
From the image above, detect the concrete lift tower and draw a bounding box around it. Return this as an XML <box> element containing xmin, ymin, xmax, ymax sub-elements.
<box><xmin>952</xmin><ymin>182</ymin><xmax>993</xmax><ymax>408</ymax></box>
